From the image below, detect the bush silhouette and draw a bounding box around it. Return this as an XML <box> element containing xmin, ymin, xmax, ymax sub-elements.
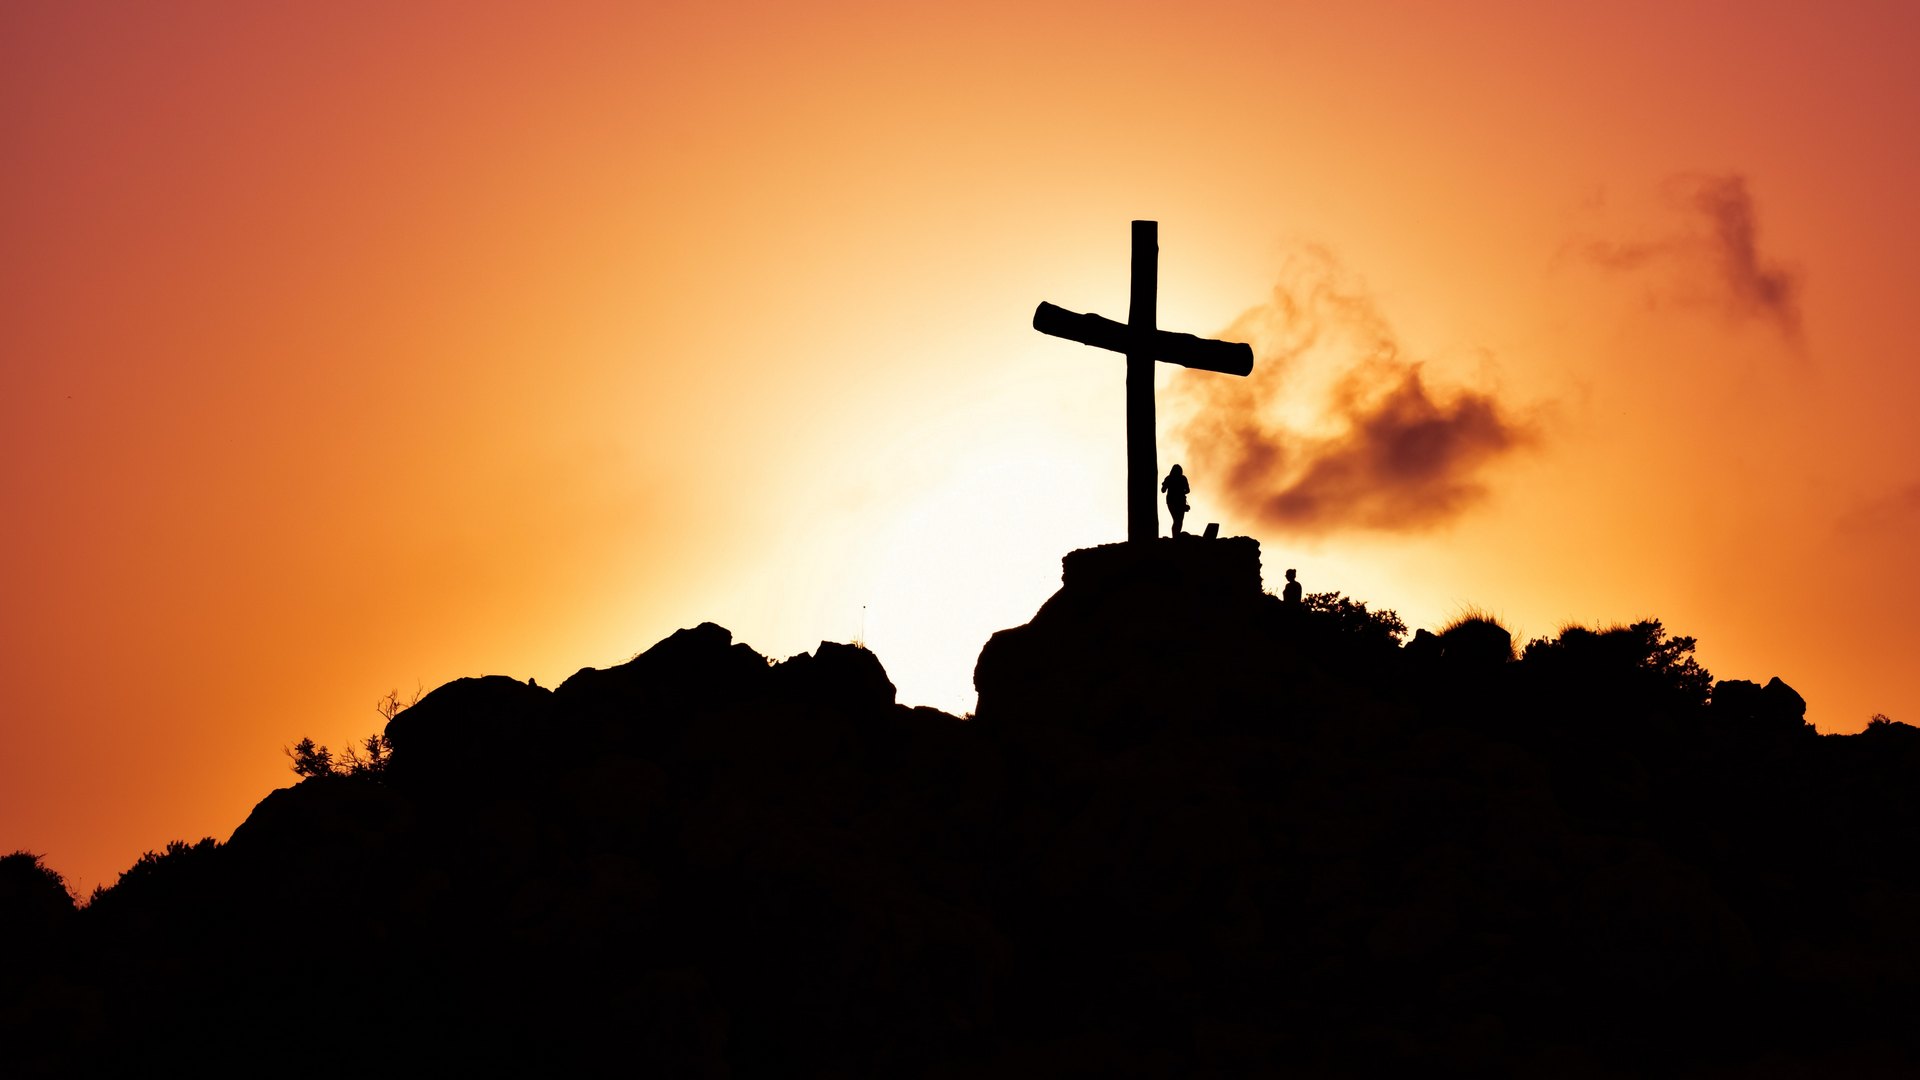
<box><xmin>1865</xmin><ymin>713</ymin><xmax>1917</xmax><ymax>737</ymax></box>
<box><xmin>1437</xmin><ymin>612</ymin><xmax>1515</xmax><ymax>665</ymax></box>
<box><xmin>85</xmin><ymin>837</ymin><xmax>222</xmax><ymax>912</ymax></box>
<box><xmin>284</xmin><ymin>689</ymin><xmax>411</xmax><ymax>780</ymax></box>
<box><xmin>285</xmin><ymin>736</ymin><xmax>335</xmax><ymax>778</ymax></box>
<box><xmin>1522</xmin><ymin>618</ymin><xmax>1713</xmax><ymax>707</ymax></box>
<box><xmin>1301</xmin><ymin>589</ymin><xmax>1407</xmax><ymax>648</ymax></box>
<box><xmin>0</xmin><ymin>850</ymin><xmax>75</xmax><ymax>925</ymax></box>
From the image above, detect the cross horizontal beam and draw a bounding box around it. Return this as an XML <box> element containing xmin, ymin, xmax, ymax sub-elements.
<box><xmin>1032</xmin><ymin>301</ymin><xmax>1254</xmax><ymax>377</ymax></box>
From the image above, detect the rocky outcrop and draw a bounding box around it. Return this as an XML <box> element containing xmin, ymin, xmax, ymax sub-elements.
<box><xmin>974</xmin><ymin>535</ymin><xmax>1283</xmax><ymax>740</ymax></box>
<box><xmin>552</xmin><ymin>622</ymin><xmax>772</xmax><ymax>755</ymax></box>
<box><xmin>385</xmin><ymin>674</ymin><xmax>554</xmax><ymax>787</ymax></box>
<box><xmin>1711</xmin><ymin>675</ymin><xmax>1810</xmax><ymax>735</ymax></box>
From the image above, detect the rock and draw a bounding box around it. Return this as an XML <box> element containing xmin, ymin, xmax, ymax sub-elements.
<box><xmin>1059</xmin><ymin>534</ymin><xmax>1262</xmax><ymax>601</ymax></box>
<box><xmin>974</xmin><ymin>536</ymin><xmax>1276</xmax><ymax>740</ymax></box>
<box><xmin>770</xmin><ymin>640</ymin><xmax>896</xmax><ymax>715</ymax></box>
<box><xmin>385</xmin><ymin>674</ymin><xmax>554</xmax><ymax>786</ymax></box>
<box><xmin>553</xmin><ymin>622</ymin><xmax>771</xmax><ymax>755</ymax></box>
<box><xmin>1710</xmin><ymin>676</ymin><xmax>1808</xmax><ymax>735</ymax></box>
<box><xmin>224</xmin><ymin>773</ymin><xmax>417</xmax><ymax>897</ymax></box>
<box><xmin>1762</xmin><ymin>676</ymin><xmax>1807</xmax><ymax>725</ymax></box>
<box><xmin>1405</xmin><ymin>628</ymin><xmax>1443</xmax><ymax>663</ymax></box>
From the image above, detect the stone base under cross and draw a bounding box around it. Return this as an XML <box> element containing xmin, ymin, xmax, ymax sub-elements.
<box><xmin>1060</xmin><ymin>535</ymin><xmax>1264</xmax><ymax>599</ymax></box>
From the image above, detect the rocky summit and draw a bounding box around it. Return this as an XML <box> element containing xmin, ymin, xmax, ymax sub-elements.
<box><xmin>7</xmin><ymin>538</ymin><xmax>1920</xmax><ymax>1076</ymax></box>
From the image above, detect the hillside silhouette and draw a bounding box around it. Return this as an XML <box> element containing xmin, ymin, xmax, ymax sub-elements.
<box><xmin>8</xmin><ymin>537</ymin><xmax>1920</xmax><ymax>1076</ymax></box>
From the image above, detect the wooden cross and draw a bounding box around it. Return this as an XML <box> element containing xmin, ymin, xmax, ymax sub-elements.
<box><xmin>1033</xmin><ymin>220</ymin><xmax>1255</xmax><ymax>543</ymax></box>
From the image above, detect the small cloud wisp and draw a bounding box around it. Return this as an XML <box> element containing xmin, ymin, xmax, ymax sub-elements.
<box><xmin>1578</xmin><ymin>173</ymin><xmax>1803</xmax><ymax>345</ymax></box>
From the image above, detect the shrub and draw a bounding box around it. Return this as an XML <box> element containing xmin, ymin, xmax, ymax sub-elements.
<box><xmin>1437</xmin><ymin>613</ymin><xmax>1515</xmax><ymax>664</ymax></box>
<box><xmin>1863</xmin><ymin>713</ymin><xmax>1918</xmax><ymax>738</ymax></box>
<box><xmin>1522</xmin><ymin>619</ymin><xmax>1713</xmax><ymax>707</ymax></box>
<box><xmin>284</xmin><ymin>687</ymin><xmax>414</xmax><ymax>780</ymax></box>
<box><xmin>0</xmin><ymin>850</ymin><xmax>77</xmax><ymax>920</ymax></box>
<box><xmin>87</xmin><ymin>837</ymin><xmax>221</xmax><ymax>910</ymax></box>
<box><xmin>1302</xmin><ymin>590</ymin><xmax>1409</xmax><ymax>649</ymax></box>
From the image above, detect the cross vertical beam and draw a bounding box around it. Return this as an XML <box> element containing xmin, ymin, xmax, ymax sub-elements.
<box><xmin>1127</xmin><ymin>220</ymin><xmax>1158</xmax><ymax>544</ymax></box>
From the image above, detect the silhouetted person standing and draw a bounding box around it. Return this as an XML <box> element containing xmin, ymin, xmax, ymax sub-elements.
<box><xmin>1162</xmin><ymin>464</ymin><xmax>1191</xmax><ymax>536</ymax></box>
<box><xmin>1283</xmin><ymin>568</ymin><xmax>1302</xmax><ymax>604</ymax></box>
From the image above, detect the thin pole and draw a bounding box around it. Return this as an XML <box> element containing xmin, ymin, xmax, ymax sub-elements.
<box><xmin>1126</xmin><ymin>220</ymin><xmax>1159</xmax><ymax>543</ymax></box>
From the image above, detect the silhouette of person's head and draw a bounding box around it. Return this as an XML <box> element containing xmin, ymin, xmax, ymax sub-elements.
<box><xmin>1286</xmin><ymin>568</ymin><xmax>1296</xmax><ymax>581</ymax></box>
<box><xmin>1169</xmin><ymin>464</ymin><xmax>1183</xmax><ymax>477</ymax></box>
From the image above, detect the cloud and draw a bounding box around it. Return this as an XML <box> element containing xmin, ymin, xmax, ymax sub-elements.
<box><xmin>1577</xmin><ymin>174</ymin><xmax>1803</xmax><ymax>345</ymax></box>
<box><xmin>1171</xmin><ymin>248</ymin><xmax>1537</xmax><ymax>537</ymax></box>
<box><xmin>1838</xmin><ymin>481</ymin><xmax>1920</xmax><ymax>535</ymax></box>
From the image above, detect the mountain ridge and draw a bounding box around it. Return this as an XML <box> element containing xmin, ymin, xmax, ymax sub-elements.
<box><xmin>6</xmin><ymin>537</ymin><xmax>1918</xmax><ymax>1076</ymax></box>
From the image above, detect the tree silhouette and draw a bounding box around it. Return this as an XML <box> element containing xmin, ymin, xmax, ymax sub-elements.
<box><xmin>284</xmin><ymin>688</ymin><xmax>413</xmax><ymax>780</ymax></box>
<box><xmin>1522</xmin><ymin>618</ymin><xmax>1713</xmax><ymax>705</ymax></box>
<box><xmin>1301</xmin><ymin>589</ymin><xmax>1408</xmax><ymax>648</ymax></box>
<box><xmin>85</xmin><ymin>838</ymin><xmax>221</xmax><ymax>911</ymax></box>
<box><xmin>286</xmin><ymin>736</ymin><xmax>334</xmax><ymax>779</ymax></box>
<box><xmin>0</xmin><ymin>851</ymin><xmax>75</xmax><ymax>923</ymax></box>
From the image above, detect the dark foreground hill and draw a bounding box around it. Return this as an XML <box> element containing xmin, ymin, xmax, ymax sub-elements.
<box><xmin>8</xmin><ymin>538</ymin><xmax>1920</xmax><ymax>1076</ymax></box>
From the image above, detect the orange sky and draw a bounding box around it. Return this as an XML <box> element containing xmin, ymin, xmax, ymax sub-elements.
<box><xmin>6</xmin><ymin>1</ymin><xmax>1920</xmax><ymax>892</ymax></box>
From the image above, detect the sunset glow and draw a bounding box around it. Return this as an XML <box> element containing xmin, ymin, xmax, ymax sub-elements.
<box><xmin>6</xmin><ymin>1</ymin><xmax>1920</xmax><ymax>893</ymax></box>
